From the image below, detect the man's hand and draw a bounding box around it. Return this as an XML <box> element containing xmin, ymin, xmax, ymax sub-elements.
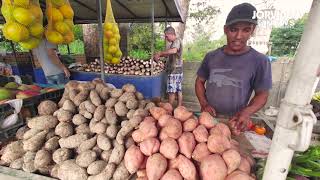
<box><xmin>63</xmin><ymin>67</ymin><xmax>70</xmax><ymax>78</ymax></box>
<box><xmin>200</xmin><ymin>103</ymin><xmax>216</xmax><ymax>117</ymax></box>
<box><xmin>153</xmin><ymin>53</ymin><xmax>161</xmax><ymax>61</ymax></box>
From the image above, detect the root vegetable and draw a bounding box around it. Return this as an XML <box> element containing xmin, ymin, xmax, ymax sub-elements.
<box><xmin>1</xmin><ymin>141</ymin><xmax>24</xmax><ymax>164</ymax></box>
<box><xmin>145</xmin><ymin>102</ymin><xmax>156</xmax><ymax>111</ymax></box>
<box><xmin>22</xmin><ymin>161</ymin><xmax>36</xmax><ymax>173</ymax></box>
<box><xmin>133</xmin><ymin>108</ymin><xmax>149</xmax><ymax>117</ymax></box>
<box><xmin>222</xmin><ymin>149</ymin><xmax>241</xmax><ymax>174</ymax></box>
<box><xmin>127</xmin><ymin>109</ymin><xmax>135</xmax><ymax>119</ymax></box>
<box><xmin>225</xmin><ymin>170</ymin><xmax>255</xmax><ymax>180</ymax></box>
<box><xmin>99</xmin><ymin>87</ymin><xmax>110</xmax><ymax>101</ymax></box>
<box><xmin>57</xmin><ymin>160</ymin><xmax>88</xmax><ymax>180</ymax></box>
<box><xmin>125</xmin><ymin>137</ymin><xmax>135</xmax><ymax>149</ymax></box>
<box><xmin>97</xmin><ymin>134</ymin><xmax>111</xmax><ymax>151</ymax></box>
<box><xmin>174</xmin><ymin>106</ymin><xmax>193</xmax><ymax>121</ymax></box>
<box><xmin>207</xmin><ymin>133</ymin><xmax>231</xmax><ymax>154</ymax></box>
<box><xmin>238</xmin><ymin>156</ymin><xmax>251</xmax><ymax>174</ymax></box>
<box><xmin>90</xmin><ymin>90</ymin><xmax>102</xmax><ymax>106</ymax></box>
<box><xmin>161</xmin><ymin>169</ymin><xmax>182</xmax><ymax>180</ymax></box>
<box><xmin>59</xmin><ymin>134</ymin><xmax>89</xmax><ymax>149</ymax></box>
<box><xmin>105</xmin><ymin>98</ymin><xmax>118</xmax><ymax>108</ymax></box>
<box><xmin>10</xmin><ymin>158</ymin><xmax>23</xmax><ymax>169</ymax></box>
<box><xmin>124</xmin><ymin>145</ymin><xmax>145</xmax><ymax>174</ymax></box>
<box><xmin>56</xmin><ymin>109</ymin><xmax>73</xmax><ymax>122</ymax></box>
<box><xmin>62</xmin><ymin>100</ymin><xmax>76</xmax><ymax>113</ymax></box>
<box><xmin>158</xmin><ymin>102</ymin><xmax>173</xmax><ymax>114</ymax></box>
<box><xmin>94</xmin><ymin>105</ymin><xmax>105</xmax><ymax>121</ymax></box>
<box><xmin>87</xmin><ymin>163</ymin><xmax>116</xmax><ymax>180</ymax></box>
<box><xmin>200</xmin><ymin>154</ymin><xmax>227</xmax><ymax>180</ymax></box>
<box><xmin>23</xmin><ymin>128</ymin><xmax>41</xmax><ymax>140</ymax></box>
<box><xmin>23</xmin><ymin>130</ymin><xmax>47</xmax><ymax>152</ymax></box>
<box><xmin>199</xmin><ymin>112</ymin><xmax>217</xmax><ymax>129</ymax></box>
<box><xmin>108</xmin><ymin>142</ymin><xmax>125</xmax><ymax>165</ymax></box>
<box><xmin>115</xmin><ymin>101</ymin><xmax>129</xmax><ymax>116</ymax></box>
<box><xmin>192</xmin><ymin>143</ymin><xmax>211</xmax><ymax>162</ymax></box>
<box><xmin>113</xmin><ymin>161</ymin><xmax>130</xmax><ymax>180</ymax></box>
<box><xmin>149</xmin><ymin>107</ymin><xmax>167</xmax><ymax>120</ymax></box>
<box><xmin>16</xmin><ymin>126</ymin><xmax>29</xmax><ymax>140</ymax></box>
<box><xmin>79</xmin><ymin>136</ymin><xmax>97</xmax><ymax>153</ymax></box>
<box><xmin>87</xmin><ymin>160</ymin><xmax>107</xmax><ymax>175</ymax></box>
<box><xmin>111</xmin><ymin>89</ymin><xmax>123</xmax><ymax>98</ymax></box>
<box><xmin>46</xmin><ymin>130</ymin><xmax>56</xmax><ymax>140</ymax></box>
<box><xmin>119</xmin><ymin>92</ymin><xmax>135</xmax><ymax>102</ymax></box>
<box><xmin>76</xmin><ymin>123</ymin><xmax>91</xmax><ymax>134</ymax></box>
<box><xmin>84</xmin><ymin>101</ymin><xmax>96</xmax><ymax>114</ymax></box>
<box><xmin>44</xmin><ymin>136</ymin><xmax>60</xmax><ymax>151</ymax></box>
<box><xmin>183</xmin><ymin>118</ymin><xmax>199</xmax><ymax>132</ymax></box>
<box><xmin>100</xmin><ymin>150</ymin><xmax>112</xmax><ymax>162</ymax></box>
<box><xmin>38</xmin><ymin>100</ymin><xmax>58</xmax><ymax>115</ymax></box>
<box><xmin>34</xmin><ymin>150</ymin><xmax>52</xmax><ymax>169</ymax></box>
<box><xmin>137</xmin><ymin>169</ymin><xmax>147</xmax><ymax>177</ymax></box>
<box><xmin>140</xmin><ymin>137</ymin><xmax>160</xmax><ymax>156</ymax></box>
<box><xmin>90</xmin><ymin>122</ymin><xmax>107</xmax><ymax>134</ymax></box>
<box><xmin>178</xmin><ymin>132</ymin><xmax>196</xmax><ymax>159</ymax></box>
<box><xmin>116</xmin><ymin>116</ymin><xmax>142</xmax><ymax>144</ymax></box>
<box><xmin>106</xmin><ymin>125</ymin><xmax>119</xmax><ymax>138</ymax></box>
<box><xmin>55</xmin><ymin>122</ymin><xmax>74</xmax><ymax>138</ymax></box>
<box><xmin>177</xmin><ymin>155</ymin><xmax>197</xmax><ymax>180</ymax></box>
<box><xmin>210</xmin><ymin>123</ymin><xmax>231</xmax><ymax>139</ymax></box>
<box><xmin>50</xmin><ymin>164</ymin><xmax>59</xmax><ymax>178</ymax></box>
<box><xmin>146</xmin><ymin>153</ymin><xmax>167</xmax><ymax>180</ymax></box>
<box><xmin>193</xmin><ymin>125</ymin><xmax>209</xmax><ymax>143</ymax></box>
<box><xmin>159</xmin><ymin>138</ymin><xmax>179</xmax><ymax>159</ymax></box>
<box><xmin>158</xmin><ymin>114</ymin><xmax>171</xmax><ymax>127</ymax></box>
<box><xmin>27</xmin><ymin>115</ymin><xmax>58</xmax><ymax>130</ymax></box>
<box><xmin>136</xmin><ymin>92</ymin><xmax>144</xmax><ymax>100</ymax></box>
<box><xmin>161</xmin><ymin>119</ymin><xmax>182</xmax><ymax>140</ymax></box>
<box><xmin>105</xmin><ymin>109</ymin><xmax>117</xmax><ymax>125</ymax></box>
<box><xmin>76</xmin><ymin>150</ymin><xmax>97</xmax><ymax>168</ymax></box>
<box><xmin>73</xmin><ymin>90</ymin><xmax>89</xmax><ymax>106</ymax></box>
<box><xmin>126</xmin><ymin>99</ymin><xmax>139</xmax><ymax>109</ymax></box>
<box><xmin>132</xmin><ymin>120</ymin><xmax>158</xmax><ymax>143</ymax></box>
<box><xmin>122</xmin><ymin>84</ymin><xmax>136</xmax><ymax>93</ymax></box>
<box><xmin>72</xmin><ymin>114</ymin><xmax>87</xmax><ymax>125</ymax></box>
<box><xmin>52</xmin><ymin>148</ymin><xmax>72</xmax><ymax>164</ymax></box>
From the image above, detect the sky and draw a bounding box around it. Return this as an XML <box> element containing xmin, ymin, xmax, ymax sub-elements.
<box><xmin>182</xmin><ymin>0</ymin><xmax>313</xmax><ymax>43</ymax></box>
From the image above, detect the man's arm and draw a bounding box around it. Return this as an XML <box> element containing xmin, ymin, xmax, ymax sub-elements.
<box><xmin>195</xmin><ymin>76</ymin><xmax>216</xmax><ymax>116</ymax></box>
<box><xmin>47</xmin><ymin>48</ymin><xmax>70</xmax><ymax>77</ymax></box>
<box><xmin>153</xmin><ymin>48</ymin><xmax>178</xmax><ymax>60</ymax></box>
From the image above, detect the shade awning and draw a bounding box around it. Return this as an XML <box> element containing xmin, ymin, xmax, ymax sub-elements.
<box><xmin>0</xmin><ymin>0</ymin><xmax>183</xmax><ymax>24</ymax></box>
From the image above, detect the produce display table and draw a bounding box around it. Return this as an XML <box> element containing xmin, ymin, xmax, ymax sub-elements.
<box><xmin>70</xmin><ymin>70</ymin><xmax>166</xmax><ymax>99</ymax></box>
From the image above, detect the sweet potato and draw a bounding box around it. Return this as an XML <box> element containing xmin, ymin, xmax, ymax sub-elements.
<box><xmin>106</xmin><ymin>125</ymin><xmax>119</xmax><ymax>139</ymax></box>
<box><xmin>111</xmin><ymin>88</ymin><xmax>124</xmax><ymax>98</ymax></box>
<box><xmin>59</xmin><ymin>134</ymin><xmax>89</xmax><ymax>149</ymax></box>
<box><xmin>119</xmin><ymin>92</ymin><xmax>136</xmax><ymax>102</ymax></box>
<box><xmin>149</xmin><ymin>107</ymin><xmax>167</xmax><ymax>120</ymax></box>
<box><xmin>38</xmin><ymin>100</ymin><xmax>58</xmax><ymax>115</ymax></box>
<box><xmin>108</xmin><ymin>142</ymin><xmax>125</xmax><ymax>165</ymax></box>
<box><xmin>90</xmin><ymin>122</ymin><xmax>107</xmax><ymax>134</ymax></box>
<box><xmin>88</xmin><ymin>163</ymin><xmax>116</xmax><ymax>180</ymax></box>
<box><xmin>200</xmin><ymin>154</ymin><xmax>227</xmax><ymax>180</ymax></box>
<box><xmin>100</xmin><ymin>150</ymin><xmax>112</xmax><ymax>162</ymax></box>
<box><xmin>158</xmin><ymin>102</ymin><xmax>173</xmax><ymax>114</ymax></box>
<box><xmin>161</xmin><ymin>118</ymin><xmax>182</xmax><ymax>139</ymax></box>
<box><xmin>230</xmin><ymin>139</ymin><xmax>240</xmax><ymax>151</ymax></box>
<box><xmin>105</xmin><ymin>98</ymin><xmax>118</xmax><ymax>108</ymax></box>
<box><xmin>57</xmin><ymin>160</ymin><xmax>88</xmax><ymax>180</ymax></box>
<box><xmin>23</xmin><ymin>128</ymin><xmax>41</xmax><ymax>140</ymax></box>
<box><xmin>72</xmin><ymin>114</ymin><xmax>87</xmax><ymax>125</ymax></box>
<box><xmin>139</xmin><ymin>100</ymin><xmax>148</xmax><ymax>109</ymax></box>
<box><xmin>133</xmin><ymin>108</ymin><xmax>149</xmax><ymax>117</ymax></box>
<box><xmin>225</xmin><ymin>170</ymin><xmax>255</xmax><ymax>180</ymax></box>
<box><xmin>222</xmin><ymin>149</ymin><xmax>241</xmax><ymax>174</ymax></box>
<box><xmin>1</xmin><ymin>141</ymin><xmax>24</xmax><ymax>164</ymax></box>
<box><xmin>55</xmin><ymin>122</ymin><xmax>74</xmax><ymax>138</ymax></box>
<box><xmin>124</xmin><ymin>145</ymin><xmax>145</xmax><ymax>174</ymax></box>
<box><xmin>76</xmin><ymin>150</ymin><xmax>97</xmax><ymax>168</ymax></box>
<box><xmin>145</xmin><ymin>102</ymin><xmax>156</xmax><ymax>111</ymax></box>
<box><xmin>140</xmin><ymin>137</ymin><xmax>160</xmax><ymax>156</ymax></box>
<box><xmin>193</xmin><ymin>125</ymin><xmax>209</xmax><ymax>143</ymax></box>
<box><xmin>99</xmin><ymin>87</ymin><xmax>110</xmax><ymax>101</ymax></box>
<box><xmin>116</xmin><ymin>116</ymin><xmax>142</xmax><ymax>144</ymax></box>
<box><xmin>27</xmin><ymin>115</ymin><xmax>58</xmax><ymax>130</ymax></box>
<box><xmin>127</xmin><ymin>109</ymin><xmax>135</xmax><ymax>119</ymax></box>
<box><xmin>90</xmin><ymin>90</ymin><xmax>102</xmax><ymax>106</ymax></box>
<box><xmin>75</xmin><ymin>123</ymin><xmax>91</xmax><ymax>134</ymax></box>
<box><xmin>45</xmin><ymin>129</ymin><xmax>56</xmax><ymax>140</ymax></box>
<box><xmin>122</xmin><ymin>84</ymin><xmax>136</xmax><ymax>93</ymax></box>
<box><xmin>183</xmin><ymin>118</ymin><xmax>198</xmax><ymax>132</ymax></box>
<box><xmin>136</xmin><ymin>92</ymin><xmax>144</xmax><ymax>100</ymax></box>
<box><xmin>192</xmin><ymin>143</ymin><xmax>211</xmax><ymax>162</ymax></box>
<box><xmin>199</xmin><ymin>112</ymin><xmax>217</xmax><ymax>129</ymax></box>
<box><xmin>113</xmin><ymin>161</ymin><xmax>130</xmax><ymax>180</ymax></box>
<box><xmin>115</xmin><ymin>101</ymin><xmax>129</xmax><ymax>117</ymax></box>
<box><xmin>207</xmin><ymin>133</ymin><xmax>231</xmax><ymax>154</ymax></box>
<box><xmin>238</xmin><ymin>156</ymin><xmax>251</xmax><ymax>174</ymax></box>
<box><xmin>84</xmin><ymin>100</ymin><xmax>96</xmax><ymax>114</ymax></box>
<box><xmin>22</xmin><ymin>152</ymin><xmax>36</xmax><ymax>172</ymax></box>
<box><xmin>174</xmin><ymin>106</ymin><xmax>193</xmax><ymax>121</ymax></box>
<box><xmin>34</xmin><ymin>150</ymin><xmax>52</xmax><ymax>169</ymax></box>
<box><xmin>93</xmin><ymin>105</ymin><xmax>105</xmax><ymax>121</ymax></box>
<box><xmin>146</xmin><ymin>153</ymin><xmax>167</xmax><ymax>180</ymax></box>
<box><xmin>158</xmin><ymin>114</ymin><xmax>171</xmax><ymax>127</ymax></box>
<box><xmin>126</xmin><ymin>99</ymin><xmax>139</xmax><ymax>110</ymax></box>
<box><xmin>178</xmin><ymin>132</ymin><xmax>196</xmax><ymax>159</ymax></box>
<box><xmin>177</xmin><ymin>155</ymin><xmax>197</xmax><ymax>180</ymax></box>
<box><xmin>50</xmin><ymin>164</ymin><xmax>59</xmax><ymax>178</ymax></box>
<box><xmin>73</xmin><ymin>90</ymin><xmax>90</xmax><ymax>106</ymax></box>
<box><xmin>210</xmin><ymin>123</ymin><xmax>231</xmax><ymax>139</ymax></box>
<box><xmin>52</xmin><ymin>148</ymin><xmax>72</xmax><ymax>164</ymax></box>
<box><xmin>87</xmin><ymin>160</ymin><xmax>107</xmax><ymax>175</ymax></box>
<box><xmin>97</xmin><ymin>134</ymin><xmax>111</xmax><ymax>151</ymax></box>
<box><xmin>62</xmin><ymin>99</ymin><xmax>76</xmax><ymax>113</ymax></box>
<box><xmin>132</xmin><ymin>120</ymin><xmax>158</xmax><ymax>143</ymax></box>
<box><xmin>23</xmin><ymin>130</ymin><xmax>47</xmax><ymax>152</ymax></box>
<box><xmin>80</xmin><ymin>110</ymin><xmax>93</xmax><ymax>119</ymax></box>
<box><xmin>105</xmin><ymin>109</ymin><xmax>118</xmax><ymax>125</ymax></box>
<box><xmin>10</xmin><ymin>158</ymin><xmax>23</xmax><ymax>169</ymax></box>
<box><xmin>161</xmin><ymin>169</ymin><xmax>182</xmax><ymax>180</ymax></box>
<box><xmin>159</xmin><ymin>138</ymin><xmax>179</xmax><ymax>160</ymax></box>
<box><xmin>79</xmin><ymin>136</ymin><xmax>97</xmax><ymax>153</ymax></box>
<box><xmin>137</xmin><ymin>169</ymin><xmax>147</xmax><ymax>177</ymax></box>
<box><xmin>15</xmin><ymin>126</ymin><xmax>29</xmax><ymax>140</ymax></box>
<box><xmin>56</xmin><ymin>109</ymin><xmax>73</xmax><ymax>122</ymax></box>
<box><xmin>44</xmin><ymin>136</ymin><xmax>60</xmax><ymax>151</ymax></box>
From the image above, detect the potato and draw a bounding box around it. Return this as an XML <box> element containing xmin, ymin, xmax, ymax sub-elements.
<box><xmin>56</xmin><ymin>109</ymin><xmax>73</xmax><ymax>122</ymax></box>
<box><xmin>38</xmin><ymin>100</ymin><xmax>58</xmax><ymax>115</ymax></box>
<box><xmin>58</xmin><ymin>160</ymin><xmax>88</xmax><ymax>180</ymax></box>
<box><xmin>76</xmin><ymin>150</ymin><xmax>97</xmax><ymax>167</ymax></box>
<box><xmin>87</xmin><ymin>163</ymin><xmax>116</xmax><ymax>180</ymax></box>
<box><xmin>79</xmin><ymin>136</ymin><xmax>97</xmax><ymax>153</ymax></box>
<box><xmin>10</xmin><ymin>158</ymin><xmax>23</xmax><ymax>169</ymax></box>
<box><xmin>110</xmin><ymin>88</ymin><xmax>124</xmax><ymax>98</ymax></box>
<box><xmin>16</xmin><ymin>126</ymin><xmax>29</xmax><ymax>140</ymax></box>
<box><xmin>27</xmin><ymin>115</ymin><xmax>58</xmax><ymax>130</ymax></box>
<box><xmin>119</xmin><ymin>92</ymin><xmax>136</xmax><ymax>102</ymax></box>
<box><xmin>1</xmin><ymin>141</ymin><xmax>24</xmax><ymax>164</ymax></box>
<box><xmin>74</xmin><ymin>90</ymin><xmax>90</xmax><ymax>106</ymax></box>
<box><xmin>87</xmin><ymin>160</ymin><xmax>107</xmax><ymax>175</ymax></box>
<box><xmin>23</xmin><ymin>130</ymin><xmax>47</xmax><ymax>152</ymax></box>
<box><xmin>76</xmin><ymin>123</ymin><xmax>91</xmax><ymax>134</ymax></box>
<box><xmin>115</xmin><ymin>101</ymin><xmax>128</xmax><ymax>116</ymax></box>
<box><xmin>105</xmin><ymin>109</ymin><xmax>117</xmax><ymax>124</ymax></box>
<box><xmin>44</xmin><ymin>136</ymin><xmax>60</xmax><ymax>151</ymax></box>
<box><xmin>59</xmin><ymin>134</ymin><xmax>89</xmax><ymax>149</ymax></box>
<box><xmin>135</xmin><ymin>92</ymin><xmax>144</xmax><ymax>101</ymax></box>
<box><xmin>72</xmin><ymin>114</ymin><xmax>87</xmax><ymax>125</ymax></box>
<box><xmin>100</xmin><ymin>150</ymin><xmax>112</xmax><ymax>162</ymax></box>
<box><xmin>113</xmin><ymin>161</ymin><xmax>130</xmax><ymax>180</ymax></box>
<box><xmin>126</xmin><ymin>99</ymin><xmax>139</xmax><ymax>110</ymax></box>
<box><xmin>90</xmin><ymin>122</ymin><xmax>107</xmax><ymax>134</ymax></box>
<box><xmin>90</xmin><ymin>90</ymin><xmax>102</xmax><ymax>106</ymax></box>
<box><xmin>62</xmin><ymin>100</ymin><xmax>76</xmax><ymax>113</ymax></box>
<box><xmin>52</xmin><ymin>148</ymin><xmax>72</xmax><ymax>164</ymax></box>
<box><xmin>55</xmin><ymin>122</ymin><xmax>74</xmax><ymax>138</ymax></box>
<box><xmin>106</xmin><ymin>125</ymin><xmax>119</xmax><ymax>139</ymax></box>
<box><xmin>122</xmin><ymin>84</ymin><xmax>136</xmax><ymax>93</ymax></box>
<box><xmin>23</xmin><ymin>128</ymin><xmax>41</xmax><ymax>140</ymax></box>
<box><xmin>97</xmin><ymin>134</ymin><xmax>111</xmax><ymax>151</ymax></box>
<box><xmin>108</xmin><ymin>141</ymin><xmax>125</xmax><ymax>165</ymax></box>
<box><xmin>34</xmin><ymin>150</ymin><xmax>52</xmax><ymax>169</ymax></box>
<box><xmin>83</xmin><ymin>100</ymin><xmax>96</xmax><ymax>114</ymax></box>
<box><xmin>105</xmin><ymin>98</ymin><xmax>118</xmax><ymax>108</ymax></box>
<box><xmin>94</xmin><ymin>105</ymin><xmax>105</xmax><ymax>121</ymax></box>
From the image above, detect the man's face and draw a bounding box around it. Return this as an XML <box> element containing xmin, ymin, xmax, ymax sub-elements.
<box><xmin>224</xmin><ymin>22</ymin><xmax>255</xmax><ymax>52</ymax></box>
<box><xmin>165</xmin><ymin>33</ymin><xmax>175</xmax><ymax>42</ymax></box>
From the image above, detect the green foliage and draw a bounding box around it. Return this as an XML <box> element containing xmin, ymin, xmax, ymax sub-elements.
<box><xmin>58</xmin><ymin>39</ymin><xmax>85</xmax><ymax>55</ymax></box>
<box><xmin>73</xmin><ymin>24</ymin><xmax>83</xmax><ymax>41</ymax></box>
<box><xmin>183</xmin><ymin>34</ymin><xmax>226</xmax><ymax>61</ymax></box>
<box><xmin>128</xmin><ymin>49</ymin><xmax>150</xmax><ymax>60</ymax></box>
<box><xmin>270</xmin><ymin>14</ymin><xmax>308</xmax><ymax>57</ymax></box>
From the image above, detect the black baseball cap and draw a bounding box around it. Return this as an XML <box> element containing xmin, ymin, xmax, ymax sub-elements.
<box><xmin>225</xmin><ymin>3</ymin><xmax>258</xmax><ymax>26</ymax></box>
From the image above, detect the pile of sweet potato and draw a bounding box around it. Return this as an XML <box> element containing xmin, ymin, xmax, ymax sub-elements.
<box><xmin>124</xmin><ymin>104</ymin><xmax>256</xmax><ymax>180</ymax></box>
<box><xmin>0</xmin><ymin>79</ymin><xmax>156</xmax><ymax>180</ymax></box>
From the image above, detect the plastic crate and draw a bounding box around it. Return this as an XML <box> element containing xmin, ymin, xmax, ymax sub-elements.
<box><xmin>40</xmin><ymin>89</ymin><xmax>64</xmax><ymax>102</ymax></box>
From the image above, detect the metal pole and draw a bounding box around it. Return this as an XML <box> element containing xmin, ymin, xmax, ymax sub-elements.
<box><xmin>96</xmin><ymin>0</ymin><xmax>105</xmax><ymax>81</ymax></box>
<box><xmin>150</xmin><ymin>0</ymin><xmax>155</xmax><ymax>75</ymax></box>
<box><xmin>67</xmin><ymin>44</ymin><xmax>71</xmax><ymax>55</ymax></box>
<box><xmin>263</xmin><ymin>1</ymin><xmax>320</xmax><ymax>179</ymax></box>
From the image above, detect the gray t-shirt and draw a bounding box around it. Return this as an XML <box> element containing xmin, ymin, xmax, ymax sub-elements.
<box><xmin>166</xmin><ymin>38</ymin><xmax>183</xmax><ymax>74</ymax></box>
<box><xmin>32</xmin><ymin>40</ymin><xmax>63</xmax><ymax>76</ymax></box>
<box><xmin>197</xmin><ymin>47</ymin><xmax>272</xmax><ymax>116</ymax></box>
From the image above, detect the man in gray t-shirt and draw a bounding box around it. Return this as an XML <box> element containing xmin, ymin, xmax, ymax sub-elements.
<box><xmin>153</xmin><ymin>27</ymin><xmax>183</xmax><ymax>106</ymax></box>
<box><xmin>195</xmin><ymin>3</ymin><xmax>272</xmax><ymax>129</ymax></box>
<box><xmin>32</xmin><ymin>39</ymin><xmax>70</xmax><ymax>85</ymax></box>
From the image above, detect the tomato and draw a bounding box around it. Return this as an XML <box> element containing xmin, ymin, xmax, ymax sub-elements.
<box><xmin>255</xmin><ymin>126</ymin><xmax>266</xmax><ymax>135</ymax></box>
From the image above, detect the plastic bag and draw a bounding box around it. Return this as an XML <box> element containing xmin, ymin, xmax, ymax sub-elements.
<box><xmin>0</xmin><ymin>99</ymin><xmax>23</xmax><ymax>129</ymax></box>
<box><xmin>45</xmin><ymin>0</ymin><xmax>74</xmax><ymax>45</ymax></box>
<box><xmin>1</xmin><ymin>0</ymin><xmax>44</xmax><ymax>49</ymax></box>
<box><xmin>103</xmin><ymin>0</ymin><xmax>122</xmax><ymax>64</ymax></box>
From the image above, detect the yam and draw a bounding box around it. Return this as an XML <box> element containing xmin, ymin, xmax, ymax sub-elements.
<box><xmin>94</xmin><ymin>105</ymin><xmax>105</xmax><ymax>121</ymax></box>
<box><xmin>59</xmin><ymin>134</ymin><xmax>89</xmax><ymax>149</ymax></box>
<box><xmin>73</xmin><ymin>90</ymin><xmax>89</xmax><ymax>106</ymax></box>
<box><xmin>135</xmin><ymin>92</ymin><xmax>144</xmax><ymax>101</ymax></box>
<box><xmin>127</xmin><ymin>109</ymin><xmax>135</xmax><ymax>119</ymax></box>
<box><xmin>57</xmin><ymin>160</ymin><xmax>88</xmax><ymax>180</ymax></box>
<box><xmin>144</xmin><ymin>102</ymin><xmax>156</xmax><ymax>111</ymax></box>
<box><xmin>138</xmin><ymin>100</ymin><xmax>147</xmax><ymax>109</ymax></box>
<box><xmin>38</xmin><ymin>100</ymin><xmax>58</xmax><ymax>115</ymax></box>
<box><xmin>23</xmin><ymin>128</ymin><xmax>41</xmax><ymax>140</ymax></box>
<box><xmin>132</xmin><ymin>120</ymin><xmax>158</xmax><ymax>143</ymax></box>
<box><xmin>159</xmin><ymin>138</ymin><xmax>179</xmax><ymax>159</ymax></box>
<box><xmin>72</xmin><ymin>114</ymin><xmax>87</xmax><ymax>125</ymax></box>
<box><xmin>119</xmin><ymin>92</ymin><xmax>136</xmax><ymax>102</ymax></box>
<box><xmin>238</xmin><ymin>156</ymin><xmax>251</xmax><ymax>174</ymax></box>
<box><xmin>133</xmin><ymin>108</ymin><xmax>149</xmax><ymax>117</ymax></box>
<box><xmin>55</xmin><ymin>122</ymin><xmax>74</xmax><ymax>138</ymax></box>
<box><xmin>16</xmin><ymin>126</ymin><xmax>29</xmax><ymax>140</ymax></box>
<box><xmin>225</xmin><ymin>170</ymin><xmax>255</xmax><ymax>180</ymax></box>
<box><xmin>108</xmin><ymin>141</ymin><xmax>125</xmax><ymax>165</ymax></box>
<box><xmin>76</xmin><ymin>150</ymin><xmax>97</xmax><ymax>168</ymax></box>
<box><xmin>146</xmin><ymin>153</ymin><xmax>167</xmax><ymax>180</ymax></box>
<box><xmin>162</xmin><ymin>119</ymin><xmax>183</xmax><ymax>140</ymax></box>
<box><xmin>34</xmin><ymin>150</ymin><xmax>52</xmax><ymax>169</ymax></box>
<box><xmin>99</xmin><ymin>87</ymin><xmax>110</xmax><ymax>101</ymax></box>
<box><xmin>52</xmin><ymin>148</ymin><xmax>72</xmax><ymax>164</ymax></box>
<box><xmin>110</xmin><ymin>88</ymin><xmax>124</xmax><ymax>98</ymax></box>
<box><xmin>27</xmin><ymin>115</ymin><xmax>58</xmax><ymax>130</ymax></box>
<box><xmin>125</xmin><ymin>137</ymin><xmax>135</xmax><ymax>149</ymax></box>
<box><xmin>115</xmin><ymin>101</ymin><xmax>128</xmax><ymax>116</ymax></box>
<box><xmin>44</xmin><ymin>136</ymin><xmax>60</xmax><ymax>151</ymax></box>
<box><xmin>193</xmin><ymin>125</ymin><xmax>209</xmax><ymax>143</ymax></box>
<box><xmin>56</xmin><ymin>109</ymin><xmax>73</xmax><ymax>122</ymax></box>
<box><xmin>78</xmin><ymin>136</ymin><xmax>97</xmax><ymax>153</ymax></box>
<box><xmin>87</xmin><ymin>160</ymin><xmax>107</xmax><ymax>175</ymax></box>
<box><xmin>84</xmin><ymin>101</ymin><xmax>96</xmax><ymax>114</ymax></box>
<box><xmin>97</xmin><ymin>134</ymin><xmax>111</xmax><ymax>151</ymax></box>
<box><xmin>178</xmin><ymin>132</ymin><xmax>196</xmax><ymax>159</ymax></box>
<box><xmin>210</xmin><ymin>123</ymin><xmax>231</xmax><ymax>139</ymax></box>
<box><xmin>50</xmin><ymin>164</ymin><xmax>60</xmax><ymax>178</ymax></box>
<box><xmin>105</xmin><ymin>98</ymin><xmax>118</xmax><ymax>108</ymax></box>
<box><xmin>100</xmin><ymin>150</ymin><xmax>112</xmax><ymax>162</ymax></box>
<box><xmin>122</xmin><ymin>84</ymin><xmax>136</xmax><ymax>93</ymax></box>
<box><xmin>1</xmin><ymin>141</ymin><xmax>24</xmax><ymax>164</ymax></box>
<box><xmin>116</xmin><ymin>116</ymin><xmax>142</xmax><ymax>144</ymax></box>
<box><xmin>62</xmin><ymin>100</ymin><xmax>76</xmax><ymax>113</ymax></box>
<box><xmin>76</xmin><ymin>123</ymin><xmax>91</xmax><ymax>134</ymax></box>
<box><xmin>45</xmin><ymin>129</ymin><xmax>56</xmax><ymax>140</ymax></box>
<box><xmin>10</xmin><ymin>158</ymin><xmax>23</xmax><ymax>169</ymax></box>
<box><xmin>126</xmin><ymin>99</ymin><xmax>139</xmax><ymax>110</ymax></box>
<box><xmin>106</xmin><ymin>125</ymin><xmax>119</xmax><ymax>139</ymax></box>
<box><xmin>200</xmin><ymin>154</ymin><xmax>227</xmax><ymax>180</ymax></box>
<box><xmin>124</xmin><ymin>145</ymin><xmax>144</xmax><ymax>174</ymax></box>
<box><xmin>105</xmin><ymin>109</ymin><xmax>117</xmax><ymax>125</ymax></box>
<box><xmin>113</xmin><ymin>161</ymin><xmax>130</xmax><ymax>180</ymax></box>
<box><xmin>149</xmin><ymin>107</ymin><xmax>167</xmax><ymax>120</ymax></box>
<box><xmin>87</xmin><ymin>163</ymin><xmax>116</xmax><ymax>180</ymax></box>
<box><xmin>158</xmin><ymin>114</ymin><xmax>171</xmax><ymax>127</ymax></box>
<box><xmin>90</xmin><ymin>90</ymin><xmax>102</xmax><ymax>106</ymax></box>
<box><xmin>23</xmin><ymin>130</ymin><xmax>47</xmax><ymax>152</ymax></box>
<box><xmin>158</xmin><ymin>102</ymin><xmax>173</xmax><ymax>114</ymax></box>
<box><xmin>177</xmin><ymin>155</ymin><xmax>197</xmax><ymax>180</ymax></box>
<box><xmin>90</xmin><ymin>122</ymin><xmax>107</xmax><ymax>134</ymax></box>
